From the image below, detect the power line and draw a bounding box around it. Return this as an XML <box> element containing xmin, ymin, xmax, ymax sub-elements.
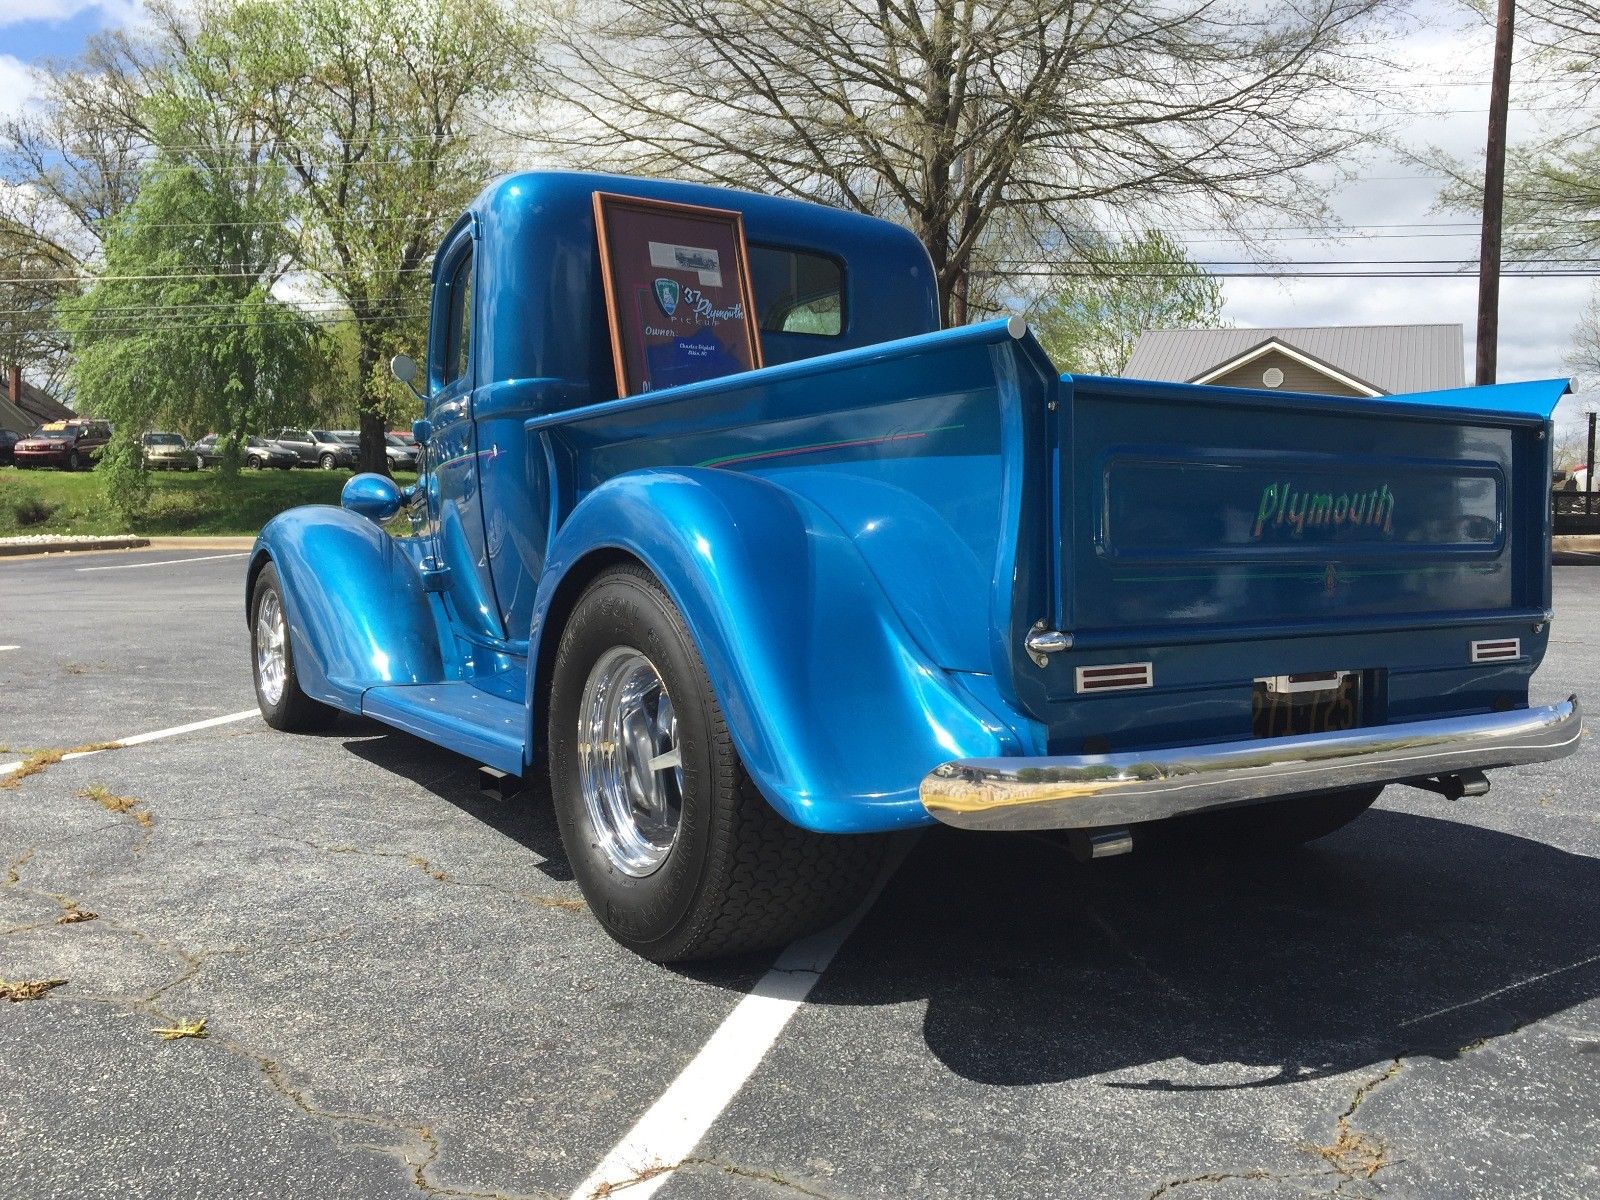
<box><xmin>0</xmin><ymin>265</ymin><xmax>434</xmax><ymax>285</ymax></box>
<box><xmin>59</xmin><ymin>310</ymin><xmax>428</xmax><ymax>334</ymax></box>
<box><xmin>980</xmin><ymin>267</ymin><xmax>1600</xmax><ymax>279</ymax></box>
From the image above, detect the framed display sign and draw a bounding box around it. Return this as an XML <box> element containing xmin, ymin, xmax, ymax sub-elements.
<box><xmin>592</xmin><ymin>191</ymin><xmax>764</xmax><ymax>397</ymax></box>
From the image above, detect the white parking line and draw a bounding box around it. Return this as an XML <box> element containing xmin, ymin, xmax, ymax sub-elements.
<box><xmin>76</xmin><ymin>552</ymin><xmax>249</xmax><ymax>572</ymax></box>
<box><xmin>567</xmin><ymin>840</ymin><xmax>913</xmax><ymax>1200</ymax></box>
<box><xmin>0</xmin><ymin>645</ymin><xmax>17</xmax><ymax>651</ymax></box>
<box><xmin>0</xmin><ymin>709</ymin><xmax>259</xmax><ymax>776</ymax></box>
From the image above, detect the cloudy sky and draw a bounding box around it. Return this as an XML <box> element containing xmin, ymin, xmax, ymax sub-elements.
<box><xmin>1</xmin><ymin>0</ymin><xmax>1594</xmax><ymax>428</ymax></box>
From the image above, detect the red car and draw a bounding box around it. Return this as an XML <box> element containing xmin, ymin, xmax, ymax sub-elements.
<box><xmin>13</xmin><ymin>420</ymin><xmax>112</xmax><ymax>470</ymax></box>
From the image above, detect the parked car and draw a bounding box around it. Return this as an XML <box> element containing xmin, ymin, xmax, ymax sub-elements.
<box><xmin>270</xmin><ymin>428</ymin><xmax>355</xmax><ymax>470</ymax></box>
<box><xmin>0</xmin><ymin>428</ymin><xmax>20</xmax><ymax>466</ymax></box>
<box><xmin>140</xmin><ymin>431</ymin><xmax>199</xmax><ymax>471</ymax></box>
<box><xmin>194</xmin><ymin>434</ymin><xmax>298</xmax><ymax>470</ymax></box>
<box><xmin>13</xmin><ymin>420</ymin><xmax>112</xmax><ymax>470</ymax></box>
<box><xmin>385</xmin><ymin>433</ymin><xmax>419</xmax><ymax>471</ymax></box>
<box><xmin>333</xmin><ymin>429</ymin><xmax>418</xmax><ymax>472</ymax></box>
<box><xmin>247</xmin><ymin>170</ymin><xmax>1582</xmax><ymax>964</ymax></box>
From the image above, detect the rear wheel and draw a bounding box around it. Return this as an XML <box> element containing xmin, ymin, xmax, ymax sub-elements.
<box><xmin>548</xmin><ymin>564</ymin><xmax>887</xmax><ymax>962</ymax></box>
<box><xmin>1164</xmin><ymin>786</ymin><xmax>1384</xmax><ymax>850</ymax></box>
<box><xmin>250</xmin><ymin>563</ymin><xmax>337</xmax><ymax>732</ymax></box>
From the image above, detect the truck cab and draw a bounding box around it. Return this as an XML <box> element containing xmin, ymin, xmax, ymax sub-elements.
<box><xmin>248</xmin><ymin>171</ymin><xmax>1581</xmax><ymax>962</ymax></box>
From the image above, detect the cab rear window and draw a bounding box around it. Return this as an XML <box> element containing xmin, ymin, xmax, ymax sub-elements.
<box><xmin>749</xmin><ymin>245</ymin><xmax>843</xmax><ymax>337</ymax></box>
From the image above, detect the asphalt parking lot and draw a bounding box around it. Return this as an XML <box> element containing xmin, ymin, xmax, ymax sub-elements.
<box><xmin>2</xmin><ymin>547</ymin><xmax>1597</xmax><ymax>1199</ymax></box>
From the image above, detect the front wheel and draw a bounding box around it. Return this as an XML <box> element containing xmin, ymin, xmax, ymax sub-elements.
<box><xmin>250</xmin><ymin>563</ymin><xmax>337</xmax><ymax>732</ymax></box>
<box><xmin>67</xmin><ymin>450</ymin><xmax>82</xmax><ymax>471</ymax></box>
<box><xmin>548</xmin><ymin>564</ymin><xmax>887</xmax><ymax>962</ymax></box>
<box><xmin>319</xmin><ymin>453</ymin><xmax>336</xmax><ymax>470</ymax></box>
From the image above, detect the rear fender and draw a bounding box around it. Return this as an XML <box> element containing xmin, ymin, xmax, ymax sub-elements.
<box><xmin>528</xmin><ymin>469</ymin><xmax>1021</xmax><ymax>833</ymax></box>
<box><xmin>251</xmin><ymin>506</ymin><xmax>445</xmax><ymax>710</ymax></box>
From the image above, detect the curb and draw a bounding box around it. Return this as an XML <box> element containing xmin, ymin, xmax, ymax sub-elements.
<box><xmin>145</xmin><ymin>536</ymin><xmax>256</xmax><ymax>550</ymax></box>
<box><xmin>1552</xmin><ymin>534</ymin><xmax>1600</xmax><ymax>552</ymax></box>
<box><xmin>0</xmin><ymin>535</ymin><xmax>150</xmax><ymax>558</ymax></box>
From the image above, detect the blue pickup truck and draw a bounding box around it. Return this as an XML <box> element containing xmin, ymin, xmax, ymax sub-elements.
<box><xmin>248</xmin><ymin>171</ymin><xmax>1581</xmax><ymax>961</ymax></box>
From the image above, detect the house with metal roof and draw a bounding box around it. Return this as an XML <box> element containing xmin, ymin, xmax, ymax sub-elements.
<box><xmin>1120</xmin><ymin>324</ymin><xmax>1465</xmax><ymax>396</ymax></box>
<box><xmin>1</xmin><ymin>364</ymin><xmax>75</xmax><ymax>435</ymax></box>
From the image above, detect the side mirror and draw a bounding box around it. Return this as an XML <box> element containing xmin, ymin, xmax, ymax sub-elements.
<box><xmin>412</xmin><ymin>418</ymin><xmax>432</xmax><ymax>445</ymax></box>
<box><xmin>342</xmin><ymin>472</ymin><xmax>402</xmax><ymax>523</ymax></box>
<box><xmin>390</xmin><ymin>354</ymin><xmax>425</xmax><ymax>402</ymax></box>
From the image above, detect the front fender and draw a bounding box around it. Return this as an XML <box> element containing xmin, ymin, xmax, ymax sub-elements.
<box><xmin>529</xmin><ymin>469</ymin><xmax>1023</xmax><ymax>833</ymax></box>
<box><xmin>252</xmin><ymin>506</ymin><xmax>445</xmax><ymax>710</ymax></box>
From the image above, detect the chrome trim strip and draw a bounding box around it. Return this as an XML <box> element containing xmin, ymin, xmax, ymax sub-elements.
<box><xmin>920</xmin><ymin>696</ymin><xmax>1582</xmax><ymax>832</ymax></box>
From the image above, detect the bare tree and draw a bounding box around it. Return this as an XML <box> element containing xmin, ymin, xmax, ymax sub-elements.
<box><xmin>0</xmin><ymin>28</ymin><xmax>170</xmax><ymax>390</ymax></box>
<box><xmin>1431</xmin><ymin>0</ymin><xmax>1600</xmax><ymax>260</ymax></box>
<box><xmin>1572</xmin><ymin>294</ymin><xmax>1600</xmax><ymax>390</ymax></box>
<box><xmin>536</xmin><ymin>0</ymin><xmax>1406</xmax><ymax>325</ymax></box>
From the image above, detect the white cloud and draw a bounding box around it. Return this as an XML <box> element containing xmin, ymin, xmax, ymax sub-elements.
<box><xmin>0</xmin><ymin>53</ymin><xmax>36</xmax><ymax>117</ymax></box>
<box><xmin>0</xmin><ymin>0</ymin><xmax>135</xmax><ymax>26</ymax></box>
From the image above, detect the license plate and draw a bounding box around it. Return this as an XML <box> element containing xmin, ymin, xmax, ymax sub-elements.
<box><xmin>1252</xmin><ymin>672</ymin><xmax>1361</xmax><ymax>738</ymax></box>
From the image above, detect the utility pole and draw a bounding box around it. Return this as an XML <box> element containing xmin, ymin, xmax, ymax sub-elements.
<box><xmin>1587</xmin><ymin>409</ymin><xmax>1597</xmax><ymax>516</ymax></box>
<box><xmin>1476</xmin><ymin>0</ymin><xmax>1516</xmax><ymax>386</ymax></box>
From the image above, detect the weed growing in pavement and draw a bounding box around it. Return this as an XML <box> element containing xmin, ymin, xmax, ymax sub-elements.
<box><xmin>56</xmin><ymin>901</ymin><xmax>98</xmax><ymax>924</ymax></box>
<box><xmin>0</xmin><ymin>742</ymin><xmax>123</xmax><ymax>790</ymax></box>
<box><xmin>152</xmin><ymin>1017</ymin><xmax>207</xmax><ymax>1040</ymax></box>
<box><xmin>79</xmin><ymin>784</ymin><xmax>153</xmax><ymax>827</ymax></box>
<box><xmin>0</xmin><ymin>978</ymin><xmax>67</xmax><ymax>1002</ymax></box>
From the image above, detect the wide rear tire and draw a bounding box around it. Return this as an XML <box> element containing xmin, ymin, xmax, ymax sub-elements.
<box><xmin>548</xmin><ymin>564</ymin><xmax>887</xmax><ymax>962</ymax></box>
<box><xmin>250</xmin><ymin>563</ymin><xmax>338</xmax><ymax>732</ymax></box>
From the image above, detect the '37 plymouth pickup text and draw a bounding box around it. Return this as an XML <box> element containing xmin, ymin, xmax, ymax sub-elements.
<box><xmin>248</xmin><ymin>171</ymin><xmax>1582</xmax><ymax>961</ymax></box>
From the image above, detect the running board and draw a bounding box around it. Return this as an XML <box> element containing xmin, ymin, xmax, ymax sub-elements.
<box><xmin>361</xmin><ymin>683</ymin><xmax>526</xmax><ymax>775</ymax></box>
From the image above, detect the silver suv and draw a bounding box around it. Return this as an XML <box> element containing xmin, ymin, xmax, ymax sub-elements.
<box><xmin>271</xmin><ymin>428</ymin><xmax>356</xmax><ymax>470</ymax></box>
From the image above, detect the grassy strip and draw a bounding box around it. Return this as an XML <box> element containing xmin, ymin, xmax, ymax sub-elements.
<box><xmin>0</xmin><ymin>467</ymin><xmax>416</xmax><ymax>538</ymax></box>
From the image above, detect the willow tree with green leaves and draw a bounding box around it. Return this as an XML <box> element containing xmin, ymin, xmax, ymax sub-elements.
<box><xmin>1029</xmin><ymin>231</ymin><xmax>1226</xmax><ymax>376</ymax></box>
<box><xmin>60</xmin><ymin>70</ymin><xmax>326</xmax><ymax>522</ymax></box>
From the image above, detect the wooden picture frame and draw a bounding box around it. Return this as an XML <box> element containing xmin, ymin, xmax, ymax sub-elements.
<box><xmin>592</xmin><ymin>191</ymin><xmax>764</xmax><ymax>397</ymax></box>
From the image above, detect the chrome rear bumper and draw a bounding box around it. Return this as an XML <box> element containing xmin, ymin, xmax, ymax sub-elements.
<box><xmin>920</xmin><ymin>696</ymin><xmax>1582</xmax><ymax>832</ymax></box>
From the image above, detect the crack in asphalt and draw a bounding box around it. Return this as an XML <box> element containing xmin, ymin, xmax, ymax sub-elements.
<box><xmin>1302</xmin><ymin>1057</ymin><xmax>1404</xmax><ymax>1188</ymax></box>
<box><xmin>2</xmin><ymin>839</ymin><xmax>565</xmax><ymax>1200</ymax></box>
<box><xmin>592</xmin><ymin>1157</ymin><xmax>843</xmax><ymax>1199</ymax></box>
<box><xmin>1143</xmin><ymin>1056</ymin><xmax>1409</xmax><ymax>1199</ymax></box>
<box><xmin>245</xmin><ymin>825</ymin><xmax>587</xmax><ymax>914</ymax></box>
<box><xmin>679</xmin><ymin>1157</ymin><xmax>844</xmax><ymax>1198</ymax></box>
<box><xmin>1146</xmin><ymin>1167</ymin><xmax>1320</xmax><ymax>1198</ymax></box>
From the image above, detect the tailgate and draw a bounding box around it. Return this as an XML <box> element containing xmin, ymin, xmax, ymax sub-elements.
<box><xmin>1055</xmin><ymin>376</ymin><xmax>1565</xmax><ymax>642</ymax></box>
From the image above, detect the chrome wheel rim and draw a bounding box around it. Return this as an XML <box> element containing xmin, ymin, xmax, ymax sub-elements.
<box><xmin>255</xmin><ymin>590</ymin><xmax>287</xmax><ymax>706</ymax></box>
<box><xmin>577</xmin><ymin>647</ymin><xmax>684</xmax><ymax>877</ymax></box>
